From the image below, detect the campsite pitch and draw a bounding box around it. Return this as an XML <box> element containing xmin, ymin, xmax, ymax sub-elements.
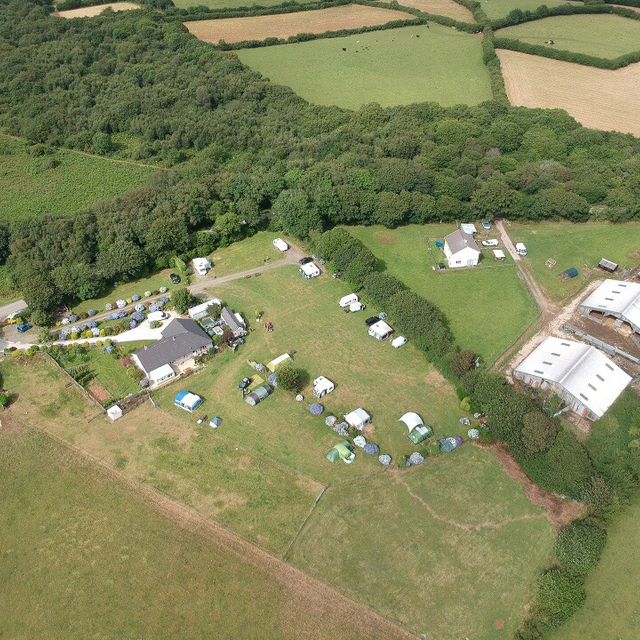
<box><xmin>237</xmin><ymin>24</ymin><xmax>493</xmax><ymax>109</ymax></box>
<box><xmin>56</xmin><ymin>2</ymin><xmax>140</xmax><ymax>18</ymax></box>
<box><xmin>184</xmin><ymin>5</ymin><xmax>415</xmax><ymax>45</ymax></box>
<box><xmin>495</xmin><ymin>14</ymin><xmax>640</xmax><ymax>60</ymax></box>
<box><xmin>0</xmin><ymin>135</ymin><xmax>155</xmax><ymax>222</ymax></box>
<box><xmin>498</xmin><ymin>50</ymin><xmax>640</xmax><ymax>137</ymax></box>
<box><xmin>350</xmin><ymin>225</ymin><xmax>538</xmax><ymax>364</ymax></box>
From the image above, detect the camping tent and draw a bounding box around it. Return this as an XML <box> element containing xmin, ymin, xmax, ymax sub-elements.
<box><xmin>409</xmin><ymin>425</ymin><xmax>433</xmax><ymax>445</ymax></box>
<box><xmin>399</xmin><ymin>412</ymin><xmax>424</xmax><ymax>432</ymax></box>
<box><xmin>313</xmin><ymin>376</ymin><xmax>335</xmax><ymax>398</ymax></box>
<box><xmin>440</xmin><ymin>436</ymin><xmax>463</xmax><ymax>453</ymax></box>
<box><xmin>175</xmin><ymin>391</ymin><xmax>203</xmax><ymax>413</ymax></box>
<box><xmin>368</xmin><ymin>320</ymin><xmax>393</xmax><ymax>341</ymax></box>
<box><xmin>266</xmin><ymin>353</ymin><xmax>292</xmax><ymax>372</ymax></box>
<box><xmin>107</xmin><ymin>405</ymin><xmax>123</xmax><ymax>421</ymax></box>
<box><xmin>245</xmin><ymin>383</ymin><xmax>273</xmax><ymax>407</ymax></box>
<box><xmin>300</xmin><ymin>262</ymin><xmax>321</xmax><ymax>279</ymax></box>
<box><xmin>325</xmin><ymin>441</ymin><xmax>355</xmax><ymax>464</ymax></box>
<box><xmin>339</xmin><ymin>294</ymin><xmax>358</xmax><ymax>308</ymax></box>
<box><xmin>344</xmin><ymin>408</ymin><xmax>371</xmax><ymax>430</ymax></box>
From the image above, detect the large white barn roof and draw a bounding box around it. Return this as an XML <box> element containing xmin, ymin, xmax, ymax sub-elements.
<box><xmin>580</xmin><ymin>279</ymin><xmax>640</xmax><ymax>331</ymax></box>
<box><xmin>515</xmin><ymin>336</ymin><xmax>631</xmax><ymax>419</ymax></box>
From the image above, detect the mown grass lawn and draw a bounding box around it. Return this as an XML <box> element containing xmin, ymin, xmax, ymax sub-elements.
<box><xmin>237</xmin><ymin>24</ymin><xmax>492</xmax><ymax>109</ymax></box>
<box><xmin>349</xmin><ymin>225</ymin><xmax>538</xmax><ymax>364</ymax></box>
<box><xmin>0</xmin><ymin>426</ymin><xmax>406</xmax><ymax>640</ymax></box>
<box><xmin>495</xmin><ymin>14</ymin><xmax>640</xmax><ymax>59</ymax></box>
<box><xmin>207</xmin><ymin>231</ymin><xmax>288</xmax><ymax>277</ymax></box>
<box><xmin>481</xmin><ymin>0</ymin><xmax>580</xmax><ymax>19</ymax></box>
<box><xmin>0</xmin><ymin>134</ymin><xmax>155</xmax><ymax>222</ymax></box>
<box><xmin>290</xmin><ymin>447</ymin><xmax>555</xmax><ymax>640</ymax></box>
<box><xmin>510</xmin><ymin>221</ymin><xmax>640</xmax><ymax>302</ymax></box>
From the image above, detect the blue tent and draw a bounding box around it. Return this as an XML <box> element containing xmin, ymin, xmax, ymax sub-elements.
<box><xmin>310</xmin><ymin>403</ymin><xmax>324</xmax><ymax>416</ymax></box>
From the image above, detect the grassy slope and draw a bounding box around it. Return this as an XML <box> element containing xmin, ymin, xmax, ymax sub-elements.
<box><xmin>291</xmin><ymin>451</ymin><xmax>555</xmax><ymax>640</ymax></box>
<box><xmin>237</xmin><ymin>24</ymin><xmax>492</xmax><ymax>109</ymax></box>
<box><xmin>495</xmin><ymin>14</ymin><xmax>640</xmax><ymax>59</ymax></box>
<box><xmin>510</xmin><ymin>221</ymin><xmax>640</xmax><ymax>302</ymax></box>
<box><xmin>550</xmin><ymin>496</ymin><xmax>640</xmax><ymax>640</ymax></box>
<box><xmin>481</xmin><ymin>0</ymin><xmax>580</xmax><ymax>19</ymax></box>
<box><xmin>0</xmin><ymin>135</ymin><xmax>155</xmax><ymax>222</ymax></box>
<box><xmin>350</xmin><ymin>225</ymin><xmax>538</xmax><ymax>364</ymax></box>
<box><xmin>0</xmin><ymin>427</ymin><xmax>408</xmax><ymax>640</ymax></box>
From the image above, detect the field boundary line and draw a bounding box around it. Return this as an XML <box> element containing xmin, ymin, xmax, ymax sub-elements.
<box><xmin>20</xmin><ymin>419</ymin><xmax>417</xmax><ymax>640</ymax></box>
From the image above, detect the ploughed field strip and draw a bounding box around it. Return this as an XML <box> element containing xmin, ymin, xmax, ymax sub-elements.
<box><xmin>237</xmin><ymin>24</ymin><xmax>493</xmax><ymax>109</ymax></box>
<box><xmin>498</xmin><ymin>50</ymin><xmax>640</xmax><ymax>137</ymax></box>
<box><xmin>393</xmin><ymin>0</ymin><xmax>475</xmax><ymax>22</ymax></box>
<box><xmin>184</xmin><ymin>5</ymin><xmax>416</xmax><ymax>45</ymax></box>
<box><xmin>56</xmin><ymin>2</ymin><xmax>140</xmax><ymax>18</ymax></box>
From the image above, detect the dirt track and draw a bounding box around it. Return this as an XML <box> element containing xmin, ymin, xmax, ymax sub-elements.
<box><xmin>184</xmin><ymin>5</ymin><xmax>416</xmax><ymax>44</ymax></box>
<box><xmin>498</xmin><ymin>49</ymin><xmax>640</xmax><ymax>137</ymax></box>
<box><xmin>56</xmin><ymin>2</ymin><xmax>140</xmax><ymax>18</ymax></box>
<box><xmin>396</xmin><ymin>0</ymin><xmax>475</xmax><ymax>21</ymax></box>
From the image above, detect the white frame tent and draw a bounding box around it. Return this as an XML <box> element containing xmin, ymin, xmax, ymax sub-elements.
<box><xmin>398</xmin><ymin>412</ymin><xmax>424</xmax><ymax>433</ymax></box>
<box><xmin>344</xmin><ymin>408</ymin><xmax>371</xmax><ymax>430</ymax></box>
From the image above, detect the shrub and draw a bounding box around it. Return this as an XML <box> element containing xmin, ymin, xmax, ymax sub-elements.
<box><xmin>362</xmin><ymin>272</ymin><xmax>406</xmax><ymax>307</ymax></box>
<box><xmin>171</xmin><ymin>286</ymin><xmax>196</xmax><ymax>314</ymax></box>
<box><xmin>537</xmin><ymin>567</ymin><xmax>586</xmax><ymax>627</ymax></box>
<box><xmin>521</xmin><ymin>411</ymin><xmax>560</xmax><ymax>456</ymax></box>
<box><xmin>555</xmin><ymin>521</ymin><xmax>607</xmax><ymax>575</ymax></box>
<box><xmin>453</xmin><ymin>349</ymin><xmax>477</xmax><ymax>377</ymax></box>
<box><xmin>277</xmin><ymin>363</ymin><xmax>308</xmax><ymax>393</ymax></box>
<box><xmin>344</xmin><ymin>248</ymin><xmax>380</xmax><ymax>289</ymax></box>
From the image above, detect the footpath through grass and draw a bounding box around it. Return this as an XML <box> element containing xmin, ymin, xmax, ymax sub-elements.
<box><xmin>495</xmin><ymin>14</ymin><xmax>640</xmax><ymax>59</ymax></box>
<box><xmin>350</xmin><ymin>225</ymin><xmax>538</xmax><ymax>364</ymax></box>
<box><xmin>0</xmin><ymin>134</ymin><xmax>155</xmax><ymax>222</ymax></box>
<box><xmin>510</xmin><ymin>221</ymin><xmax>640</xmax><ymax>302</ymax></box>
<box><xmin>237</xmin><ymin>24</ymin><xmax>492</xmax><ymax>109</ymax></box>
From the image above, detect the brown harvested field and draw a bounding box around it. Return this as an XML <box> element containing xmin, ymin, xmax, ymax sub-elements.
<box><xmin>498</xmin><ymin>49</ymin><xmax>640</xmax><ymax>137</ymax></box>
<box><xmin>184</xmin><ymin>5</ymin><xmax>416</xmax><ymax>45</ymax></box>
<box><xmin>56</xmin><ymin>2</ymin><xmax>140</xmax><ymax>18</ymax></box>
<box><xmin>395</xmin><ymin>0</ymin><xmax>474</xmax><ymax>22</ymax></box>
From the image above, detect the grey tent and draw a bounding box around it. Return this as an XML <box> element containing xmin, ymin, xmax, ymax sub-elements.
<box><xmin>245</xmin><ymin>383</ymin><xmax>273</xmax><ymax>407</ymax></box>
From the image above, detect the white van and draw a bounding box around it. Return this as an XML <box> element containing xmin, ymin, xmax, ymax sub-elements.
<box><xmin>148</xmin><ymin>311</ymin><xmax>167</xmax><ymax>323</ymax></box>
<box><xmin>515</xmin><ymin>242</ymin><xmax>528</xmax><ymax>257</ymax></box>
<box><xmin>339</xmin><ymin>293</ymin><xmax>359</xmax><ymax>308</ymax></box>
<box><xmin>273</xmin><ymin>238</ymin><xmax>289</xmax><ymax>252</ymax></box>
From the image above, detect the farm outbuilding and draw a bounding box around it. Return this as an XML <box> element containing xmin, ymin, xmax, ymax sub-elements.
<box><xmin>579</xmin><ymin>279</ymin><xmax>640</xmax><ymax>335</ymax></box>
<box><xmin>514</xmin><ymin>336</ymin><xmax>631</xmax><ymax>420</ymax></box>
<box><xmin>313</xmin><ymin>376</ymin><xmax>335</xmax><ymax>398</ymax></box>
<box><xmin>344</xmin><ymin>408</ymin><xmax>371</xmax><ymax>430</ymax></box>
<box><xmin>598</xmin><ymin>258</ymin><xmax>618</xmax><ymax>273</ymax></box>
<box><xmin>443</xmin><ymin>230</ymin><xmax>480</xmax><ymax>268</ymax></box>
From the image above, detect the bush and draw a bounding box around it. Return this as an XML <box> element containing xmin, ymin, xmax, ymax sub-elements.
<box><xmin>453</xmin><ymin>349</ymin><xmax>477</xmax><ymax>377</ymax></box>
<box><xmin>171</xmin><ymin>287</ymin><xmax>196</xmax><ymax>314</ymax></box>
<box><xmin>362</xmin><ymin>272</ymin><xmax>406</xmax><ymax>307</ymax></box>
<box><xmin>537</xmin><ymin>568</ymin><xmax>586</xmax><ymax>627</ymax></box>
<box><xmin>276</xmin><ymin>363</ymin><xmax>308</xmax><ymax>393</ymax></box>
<box><xmin>555</xmin><ymin>521</ymin><xmax>607</xmax><ymax>575</ymax></box>
<box><xmin>521</xmin><ymin>411</ymin><xmax>560</xmax><ymax>456</ymax></box>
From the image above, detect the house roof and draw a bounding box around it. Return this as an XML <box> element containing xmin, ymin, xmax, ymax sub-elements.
<box><xmin>188</xmin><ymin>298</ymin><xmax>222</xmax><ymax>319</ymax></box>
<box><xmin>460</xmin><ymin>223</ymin><xmax>477</xmax><ymax>235</ymax></box>
<box><xmin>134</xmin><ymin>318</ymin><xmax>211</xmax><ymax>373</ymax></box>
<box><xmin>515</xmin><ymin>336</ymin><xmax>631</xmax><ymax>418</ymax></box>
<box><xmin>221</xmin><ymin>307</ymin><xmax>245</xmax><ymax>333</ymax></box>
<box><xmin>580</xmin><ymin>279</ymin><xmax>640</xmax><ymax>331</ymax></box>
<box><xmin>445</xmin><ymin>230</ymin><xmax>480</xmax><ymax>255</ymax></box>
<box><xmin>149</xmin><ymin>363</ymin><xmax>175</xmax><ymax>382</ymax></box>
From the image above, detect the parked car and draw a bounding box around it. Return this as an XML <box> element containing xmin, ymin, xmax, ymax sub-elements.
<box><xmin>170</xmin><ymin>273</ymin><xmax>181</xmax><ymax>284</ymax></box>
<box><xmin>365</xmin><ymin>316</ymin><xmax>380</xmax><ymax>327</ymax></box>
<box><xmin>482</xmin><ymin>221</ymin><xmax>492</xmax><ymax>229</ymax></box>
<box><xmin>299</xmin><ymin>257</ymin><xmax>313</xmax><ymax>265</ymax></box>
<box><xmin>391</xmin><ymin>336</ymin><xmax>407</xmax><ymax>348</ymax></box>
<box><xmin>17</xmin><ymin>323</ymin><xmax>32</xmax><ymax>333</ymax></box>
<box><xmin>482</xmin><ymin>239</ymin><xmax>499</xmax><ymax>247</ymax></box>
<box><xmin>239</xmin><ymin>377</ymin><xmax>252</xmax><ymax>390</ymax></box>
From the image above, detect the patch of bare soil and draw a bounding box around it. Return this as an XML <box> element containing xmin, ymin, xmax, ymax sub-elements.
<box><xmin>57</xmin><ymin>2</ymin><xmax>140</xmax><ymax>19</ymax></box>
<box><xmin>184</xmin><ymin>5</ymin><xmax>416</xmax><ymax>45</ymax></box>
<box><xmin>87</xmin><ymin>381</ymin><xmax>111</xmax><ymax>405</ymax></box>
<box><xmin>396</xmin><ymin>0</ymin><xmax>475</xmax><ymax>22</ymax></box>
<box><xmin>498</xmin><ymin>49</ymin><xmax>640</xmax><ymax>138</ymax></box>
<box><xmin>479</xmin><ymin>442</ymin><xmax>587</xmax><ymax>530</ymax></box>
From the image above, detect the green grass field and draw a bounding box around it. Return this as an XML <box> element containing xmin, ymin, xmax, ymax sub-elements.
<box><xmin>349</xmin><ymin>225</ymin><xmax>538</xmax><ymax>364</ymax></box>
<box><xmin>173</xmin><ymin>0</ymin><xmax>315</xmax><ymax>7</ymax></box>
<box><xmin>237</xmin><ymin>24</ymin><xmax>493</xmax><ymax>109</ymax></box>
<box><xmin>0</xmin><ymin>426</ymin><xmax>408</xmax><ymax>640</ymax></box>
<box><xmin>481</xmin><ymin>0</ymin><xmax>581</xmax><ymax>19</ymax></box>
<box><xmin>207</xmin><ymin>231</ymin><xmax>288</xmax><ymax>277</ymax></box>
<box><xmin>495</xmin><ymin>14</ymin><xmax>640</xmax><ymax>59</ymax></box>
<box><xmin>550</xmin><ymin>496</ymin><xmax>640</xmax><ymax>640</ymax></box>
<box><xmin>0</xmin><ymin>135</ymin><xmax>156</xmax><ymax>222</ymax></box>
<box><xmin>509</xmin><ymin>221</ymin><xmax>640</xmax><ymax>302</ymax></box>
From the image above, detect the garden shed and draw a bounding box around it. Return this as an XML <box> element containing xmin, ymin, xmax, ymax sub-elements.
<box><xmin>107</xmin><ymin>405</ymin><xmax>123</xmax><ymax>421</ymax></box>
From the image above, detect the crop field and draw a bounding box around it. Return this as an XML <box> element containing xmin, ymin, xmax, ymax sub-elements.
<box><xmin>237</xmin><ymin>24</ymin><xmax>493</xmax><ymax>109</ymax></box>
<box><xmin>497</xmin><ymin>50</ymin><xmax>640</xmax><ymax>136</ymax></box>
<box><xmin>495</xmin><ymin>14</ymin><xmax>640</xmax><ymax>59</ymax></box>
<box><xmin>56</xmin><ymin>2</ymin><xmax>140</xmax><ymax>18</ymax></box>
<box><xmin>0</xmin><ymin>135</ymin><xmax>155</xmax><ymax>222</ymax></box>
<box><xmin>174</xmin><ymin>0</ymin><xmax>315</xmax><ymax>7</ymax></box>
<box><xmin>509</xmin><ymin>221</ymin><xmax>640</xmax><ymax>302</ymax></box>
<box><xmin>0</xmin><ymin>423</ymin><xmax>411</xmax><ymax>640</ymax></box>
<box><xmin>550</xmin><ymin>496</ymin><xmax>640</xmax><ymax>640</ymax></box>
<box><xmin>4</xmin><ymin>266</ymin><xmax>557</xmax><ymax>639</ymax></box>
<box><xmin>184</xmin><ymin>5</ymin><xmax>415</xmax><ymax>44</ymax></box>
<box><xmin>393</xmin><ymin>0</ymin><xmax>475</xmax><ymax>21</ymax></box>
<box><xmin>350</xmin><ymin>225</ymin><xmax>538</xmax><ymax>364</ymax></box>
<box><xmin>481</xmin><ymin>0</ymin><xmax>580</xmax><ymax>19</ymax></box>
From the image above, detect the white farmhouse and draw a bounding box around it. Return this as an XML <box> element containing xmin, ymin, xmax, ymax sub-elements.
<box><xmin>514</xmin><ymin>336</ymin><xmax>631</xmax><ymax>420</ymax></box>
<box><xmin>443</xmin><ymin>230</ymin><xmax>480</xmax><ymax>268</ymax></box>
